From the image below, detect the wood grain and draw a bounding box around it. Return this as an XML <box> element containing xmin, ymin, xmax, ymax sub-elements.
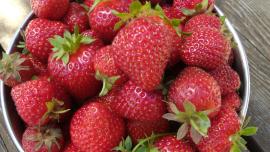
<box><xmin>1</xmin><ymin>0</ymin><xmax>270</xmax><ymax>151</ymax></box>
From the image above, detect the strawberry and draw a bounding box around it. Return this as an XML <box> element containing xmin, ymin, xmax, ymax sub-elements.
<box><xmin>154</xmin><ymin>135</ymin><xmax>195</xmax><ymax>152</ymax></box>
<box><xmin>180</xmin><ymin>27</ymin><xmax>231</xmax><ymax>70</ymax></box>
<box><xmin>30</xmin><ymin>0</ymin><xmax>69</xmax><ymax>20</ymax></box>
<box><xmin>63</xmin><ymin>143</ymin><xmax>82</xmax><ymax>152</ymax></box>
<box><xmin>127</xmin><ymin>119</ymin><xmax>169</xmax><ymax>143</ymax></box>
<box><xmin>28</xmin><ymin>55</ymin><xmax>47</xmax><ymax>75</ymax></box>
<box><xmin>89</xmin><ymin>0</ymin><xmax>132</xmax><ymax>42</ymax></box>
<box><xmin>94</xmin><ymin>46</ymin><xmax>128</xmax><ymax>96</ymax></box>
<box><xmin>197</xmin><ymin>107</ymin><xmax>257</xmax><ymax>152</ymax></box>
<box><xmin>184</xmin><ymin>14</ymin><xmax>222</xmax><ymax>32</ymax></box>
<box><xmin>63</xmin><ymin>2</ymin><xmax>89</xmax><ymax>33</ymax></box>
<box><xmin>25</xmin><ymin>18</ymin><xmax>68</xmax><ymax>63</ymax></box>
<box><xmin>22</xmin><ymin>125</ymin><xmax>64</xmax><ymax>152</ymax></box>
<box><xmin>110</xmin><ymin>81</ymin><xmax>167</xmax><ymax>121</ymax></box>
<box><xmin>112</xmin><ymin>1</ymin><xmax>180</xmax><ymax>91</ymax></box>
<box><xmin>11</xmin><ymin>78</ymin><xmax>71</xmax><ymax>126</ymax></box>
<box><xmin>0</xmin><ymin>52</ymin><xmax>35</xmax><ymax>87</ymax></box>
<box><xmin>168</xmin><ymin>67</ymin><xmax>221</xmax><ymax>117</ymax></box>
<box><xmin>70</xmin><ymin>101</ymin><xmax>125</xmax><ymax>152</ymax></box>
<box><xmin>48</xmin><ymin>27</ymin><xmax>104</xmax><ymax>102</ymax></box>
<box><xmin>84</xmin><ymin>0</ymin><xmax>94</xmax><ymax>7</ymax></box>
<box><xmin>222</xmin><ymin>92</ymin><xmax>241</xmax><ymax>110</ymax></box>
<box><xmin>210</xmin><ymin>65</ymin><xmax>241</xmax><ymax>96</ymax></box>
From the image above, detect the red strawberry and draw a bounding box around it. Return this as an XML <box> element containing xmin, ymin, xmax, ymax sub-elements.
<box><xmin>184</xmin><ymin>14</ymin><xmax>222</xmax><ymax>32</ymax></box>
<box><xmin>228</xmin><ymin>49</ymin><xmax>235</xmax><ymax>65</ymax></box>
<box><xmin>127</xmin><ymin>119</ymin><xmax>169</xmax><ymax>143</ymax></box>
<box><xmin>70</xmin><ymin>101</ymin><xmax>125</xmax><ymax>152</ymax></box>
<box><xmin>168</xmin><ymin>67</ymin><xmax>221</xmax><ymax>117</ymax></box>
<box><xmin>222</xmin><ymin>92</ymin><xmax>241</xmax><ymax>110</ymax></box>
<box><xmin>210</xmin><ymin>65</ymin><xmax>241</xmax><ymax>96</ymax></box>
<box><xmin>110</xmin><ymin>81</ymin><xmax>167</xmax><ymax>121</ymax></box>
<box><xmin>22</xmin><ymin>125</ymin><xmax>64</xmax><ymax>152</ymax></box>
<box><xmin>28</xmin><ymin>55</ymin><xmax>47</xmax><ymax>75</ymax></box>
<box><xmin>94</xmin><ymin>46</ymin><xmax>128</xmax><ymax>96</ymax></box>
<box><xmin>84</xmin><ymin>0</ymin><xmax>94</xmax><ymax>7</ymax></box>
<box><xmin>63</xmin><ymin>2</ymin><xmax>89</xmax><ymax>33</ymax></box>
<box><xmin>25</xmin><ymin>18</ymin><xmax>68</xmax><ymax>63</ymax></box>
<box><xmin>48</xmin><ymin>27</ymin><xmax>103</xmax><ymax>102</ymax></box>
<box><xmin>180</xmin><ymin>27</ymin><xmax>231</xmax><ymax>70</ymax></box>
<box><xmin>30</xmin><ymin>0</ymin><xmax>69</xmax><ymax>20</ymax></box>
<box><xmin>63</xmin><ymin>143</ymin><xmax>82</xmax><ymax>152</ymax></box>
<box><xmin>89</xmin><ymin>0</ymin><xmax>132</xmax><ymax>42</ymax></box>
<box><xmin>154</xmin><ymin>135</ymin><xmax>195</xmax><ymax>152</ymax></box>
<box><xmin>0</xmin><ymin>52</ymin><xmax>35</xmax><ymax>87</ymax></box>
<box><xmin>11</xmin><ymin>78</ymin><xmax>71</xmax><ymax>126</ymax></box>
<box><xmin>197</xmin><ymin>107</ymin><xmax>241</xmax><ymax>152</ymax></box>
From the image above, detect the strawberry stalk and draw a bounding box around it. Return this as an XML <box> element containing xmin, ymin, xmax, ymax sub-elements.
<box><xmin>95</xmin><ymin>70</ymin><xmax>120</xmax><ymax>96</ymax></box>
<box><xmin>49</xmin><ymin>26</ymin><xmax>95</xmax><ymax>65</ymax></box>
<box><xmin>163</xmin><ymin>101</ymin><xmax>211</xmax><ymax>144</ymax></box>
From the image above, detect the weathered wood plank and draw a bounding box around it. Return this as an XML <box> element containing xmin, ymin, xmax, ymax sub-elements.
<box><xmin>216</xmin><ymin>0</ymin><xmax>270</xmax><ymax>151</ymax></box>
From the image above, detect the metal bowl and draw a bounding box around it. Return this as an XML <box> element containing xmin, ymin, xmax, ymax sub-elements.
<box><xmin>0</xmin><ymin>6</ymin><xmax>250</xmax><ymax>152</ymax></box>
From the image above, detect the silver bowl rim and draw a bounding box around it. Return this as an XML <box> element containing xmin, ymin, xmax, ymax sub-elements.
<box><xmin>0</xmin><ymin>6</ymin><xmax>251</xmax><ymax>152</ymax></box>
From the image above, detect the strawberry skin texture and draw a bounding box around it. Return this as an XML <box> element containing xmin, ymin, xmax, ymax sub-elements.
<box><xmin>154</xmin><ymin>135</ymin><xmax>195</xmax><ymax>152</ymax></box>
<box><xmin>70</xmin><ymin>102</ymin><xmax>125</xmax><ymax>152</ymax></box>
<box><xmin>63</xmin><ymin>143</ymin><xmax>82</xmax><ymax>152</ymax></box>
<box><xmin>127</xmin><ymin>119</ymin><xmax>169</xmax><ymax>143</ymax></box>
<box><xmin>210</xmin><ymin>65</ymin><xmax>241</xmax><ymax>96</ymax></box>
<box><xmin>25</xmin><ymin>18</ymin><xmax>68</xmax><ymax>63</ymax></box>
<box><xmin>197</xmin><ymin>107</ymin><xmax>241</xmax><ymax>152</ymax></box>
<box><xmin>22</xmin><ymin>126</ymin><xmax>64</xmax><ymax>152</ymax></box>
<box><xmin>63</xmin><ymin>2</ymin><xmax>89</xmax><ymax>33</ymax></box>
<box><xmin>84</xmin><ymin>0</ymin><xmax>94</xmax><ymax>7</ymax></box>
<box><xmin>48</xmin><ymin>30</ymin><xmax>104</xmax><ymax>102</ymax></box>
<box><xmin>89</xmin><ymin>0</ymin><xmax>132</xmax><ymax>42</ymax></box>
<box><xmin>94</xmin><ymin>46</ymin><xmax>128</xmax><ymax>85</ymax></box>
<box><xmin>113</xmin><ymin>16</ymin><xmax>174</xmax><ymax>91</ymax></box>
<box><xmin>11</xmin><ymin>79</ymin><xmax>71</xmax><ymax>126</ymax></box>
<box><xmin>181</xmin><ymin>27</ymin><xmax>231</xmax><ymax>70</ymax></box>
<box><xmin>184</xmin><ymin>14</ymin><xmax>222</xmax><ymax>32</ymax></box>
<box><xmin>30</xmin><ymin>0</ymin><xmax>69</xmax><ymax>20</ymax></box>
<box><xmin>28</xmin><ymin>55</ymin><xmax>47</xmax><ymax>75</ymax></box>
<box><xmin>110</xmin><ymin>81</ymin><xmax>167</xmax><ymax>121</ymax></box>
<box><xmin>168</xmin><ymin>67</ymin><xmax>221</xmax><ymax>118</ymax></box>
<box><xmin>222</xmin><ymin>92</ymin><xmax>241</xmax><ymax>110</ymax></box>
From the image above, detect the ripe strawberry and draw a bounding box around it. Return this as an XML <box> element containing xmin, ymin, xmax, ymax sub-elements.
<box><xmin>63</xmin><ymin>143</ymin><xmax>82</xmax><ymax>152</ymax></box>
<box><xmin>127</xmin><ymin>119</ymin><xmax>169</xmax><ymax>143</ymax></box>
<box><xmin>210</xmin><ymin>65</ymin><xmax>241</xmax><ymax>96</ymax></box>
<box><xmin>184</xmin><ymin>14</ymin><xmax>222</xmax><ymax>32</ymax></box>
<box><xmin>168</xmin><ymin>67</ymin><xmax>221</xmax><ymax>117</ymax></box>
<box><xmin>30</xmin><ymin>0</ymin><xmax>69</xmax><ymax>20</ymax></box>
<box><xmin>11</xmin><ymin>78</ymin><xmax>71</xmax><ymax>126</ymax></box>
<box><xmin>28</xmin><ymin>55</ymin><xmax>47</xmax><ymax>75</ymax></box>
<box><xmin>110</xmin><ymin>81</ymin><xmax>167</xmax><ymax>121</ymax></box>
<box><xmin>222</xmin><ymin>92</ymin><xmax>241</xmax><ymax>110</ymax></box>
<box><xmin>25</xmin><ymin>18</ymin><xmax>68</xmax><ymax>63</ymax></box>
<box><xmin>197</xmin><ymin>107</ymin><xmax>241</xmax><ymax>151</ymax></box>
<box><xmin>154</xmin><ymin>135</ymin><xmax>195</xmax><ymax>152</ymax></box>
<box><xmin>0</xmin><ymin>52</ymin><xmax>35</xmax><ymax>87</ymax></box>
<box><xmin>70</xmin><ymin>101</ymin><xmax>125</xmax><ymax>152</ymax></box>
<box><xmin>22</xmin><ymin>125</ymin><xmax>64</xmax><ymax>152</ymax></box>
<box><xmin>180</xmin><ymin>27</ymin><xmax>231</xmax><ymax>70</ymax></box>
<box><xmin>84</xmin><ymin>0</ymin><xmax>94</xmax><ymax>7</ymax></box>
<box><xmin>63</xmin><ymin>2</ymin><xmax>89</xmax><ymax>33</ymax></box>
<box><xmin>94</xmin><ymin>46</ymin><xmax>128</xmax><ymax>96</ymax></box>
<box><xmin>48</xmin><ymin>27</ymin><xmax>103</xmax><ymax>102</ymax></box>
<box><xmin>89</xmin><ymin>0</ymin><xmax>132</xmax><ymax>42</ymax></box>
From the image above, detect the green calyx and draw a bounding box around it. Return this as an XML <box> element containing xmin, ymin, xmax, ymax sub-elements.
<box><xmin>112</xmin><ymin>0</ymin><xmax>182</xmax><ymax>36</ymax></box>
<box><xmin>182</xmin><ymin>0</ymin><xmax>209</xmax><ymax>16</ymax></box>
<box><xmin>39</xmin><ymin>98</ymin><xmax>70</xmax><ymax>125</ymax></box>
<box><xmin>95</xmin><ymin>70</ymin><xmax>120</xmax><ymax>97</ymax></box>
<box><xmin>26</xmin><ymin>125</ymin><xmax>62</xmax><ymax>152</ymax></box>
<box><xmin>113</xmin><ymin>136</ymin><xmax>133</xmax><ymax>152</ymax></box>
<box><xmin>229</xmin><ymin>117</ymin><xmax>258</xmax><ymax>152</ymax></box>
<box><xmin>0</xmin><ymin>52</ymin><xmax>29</xmax><ymax>82</ymax></box>
<box><xmin>49</xmin><ymin>26</ymin><xmax>95</xmax><ymax>65</ymax></box>
<box><xmin>89</xmin><ymin>0</ymin><xmax>104</xmax><ymax>13</ymax></box>
<box><xmin>162</xmin><ymin>101</ymin><xmax>211</xmax><ymax>144</ymax></box>
<box><xmin>17</xmin><ymin>29</ymin><xmax>30</xmax><ymax>55</ymax></box>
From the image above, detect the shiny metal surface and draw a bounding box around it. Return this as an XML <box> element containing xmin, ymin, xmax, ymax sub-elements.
<box><xmin>0</xmin><ymin>7</ymin><xmax>251</xmax><ymax>152</ymax></box>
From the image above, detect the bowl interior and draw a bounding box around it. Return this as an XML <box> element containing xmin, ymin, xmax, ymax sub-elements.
<box><xmin>1</xmin><ymin>7</ymin><xmax>250</xmax><ymax>152</ymax></box>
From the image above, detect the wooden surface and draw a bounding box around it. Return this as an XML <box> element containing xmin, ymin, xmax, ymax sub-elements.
<box><xmin>1</xmin><ymin>0</ymin><xmax>270</xmax><ymax>151</ymax></box>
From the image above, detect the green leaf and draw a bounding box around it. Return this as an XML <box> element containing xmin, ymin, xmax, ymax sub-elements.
<box><xmin>190</xmin><ymin>112</ymin><xmax>210</xmax><ymax>136</ymax></box>
<box><xmin>89</xmin><ymin>0</ymin><xmax>102</xmax><ymax>13</ymax></box>
<box><xmin>190</xmin><ymin>126</ymin><xmax>203</xmax><ymax>144</ymax></box>
<box><xmin>181</xmin><ymin>8</ymin><xmax>196</xmax><ymax>16</ymax></box>
<box><xmin>183</xmin><ymin>101</ymin><xmax>196</xmax><ymax>116</ymax></box>
<box><xmin>125</xmin><ymin>136</ymin><xmax>133</xmax><ymax>150</ymax></box>
<box><xmin>230</xmin><ymin>144</ymin><xmax>241</xmax><ymax>152</ymax></box>
<box><xmin>130</xmin><ymin>0</ymin><xmax>142</xmax><ymax>15</ymax></box>
<box><xmin>239</xmin><ymin>127</ymin><xmax>258</xmax><ymax>136</ymax></box>
<box><xmin>176</xmin><ymin>122</ymin><xmax>189</xmax><ymax>139</ymax></box>
<box><xmin>195</xmin><ymin>0</ymin><xmax>208</xmax><ymax>12</ymax></box>
<box><xmin>168</xmin><ymin>102</ymin><xmax>181</xmax><ymax>115</ymax></box>
<box><xmin>219</xmin><ymin>16</ymin><xmax>226</xmax><ymax>25</ymax></box>
<box><xmin>162</xmin><ymin>113</ymin><xmax>179</xmax><ymax>122</ymax></box>
<box><xmin>62</xmin><ymin>53</ymin><xmax>69</xmax><ymax>65</ymax></box>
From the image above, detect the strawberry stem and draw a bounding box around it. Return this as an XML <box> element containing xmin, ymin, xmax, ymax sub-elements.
<box><xmin>95</xmin><ymin>71</ymin><xmax>120</xmax><ymax>96</ymax></box>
